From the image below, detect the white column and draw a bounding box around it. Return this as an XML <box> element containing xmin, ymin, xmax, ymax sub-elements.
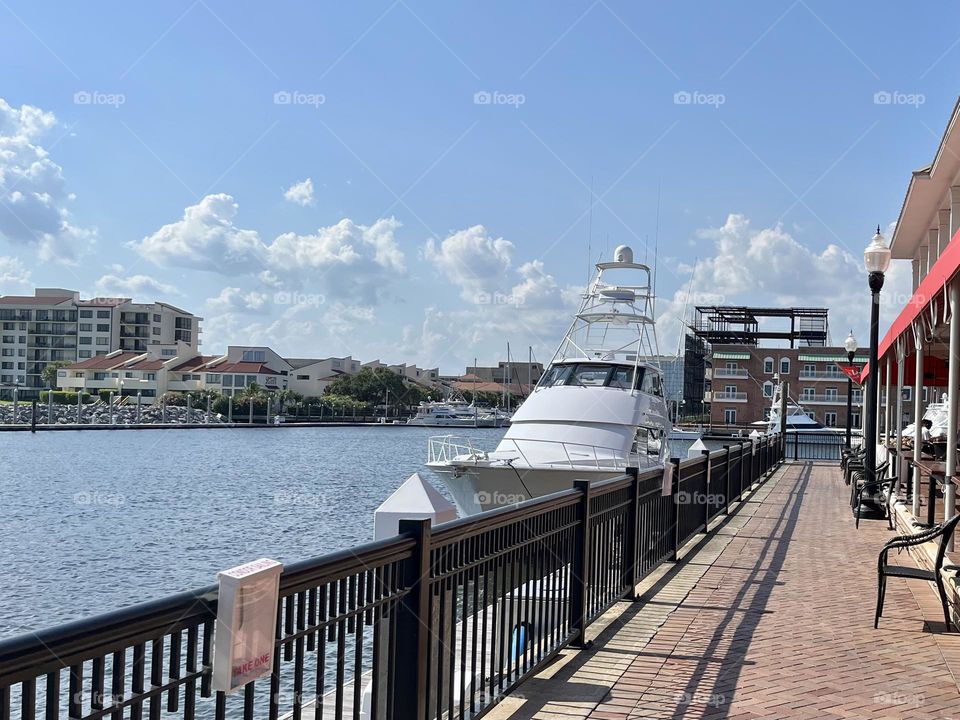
<box><xmin>947</xmin><ymin>280</ymin><xmax>959</xmax><ymax>547</ymax></box>
<box><xmin>920</xmin><ymin>244</ymin><xmax>930</xmax><ymax>281</ymax></box>
<box><xmin>939</xmin><ymin>209</ymin><xmax>952</xmax><ymax>260</ymax></box>
<box><xmin>914</xmin><ymin>328</ymin><xmax>924</xmax><ymax>517</ymax></box>
<box><xmin>951</xmin><ymin>186</ymin><xmax>960</xmax><ymax>238</ymax></box>
<box><xmin>896</xmin><ymin>339</ymin><xmax>906</xmax><ymax>494</ymax></box>
<box><xmin>884</xmin><ymin>355</ymin><xmax>892</xmax><ymax>445</ymax></box>
<box><xmin>928</xmin><ymin>229</ymin><xmax>939</xmax><ymax>273</ymax></box>
<box><xmin>913</xmin><ymin>256</ymin><xmax>921</xmax><ymax>292</ymax></box>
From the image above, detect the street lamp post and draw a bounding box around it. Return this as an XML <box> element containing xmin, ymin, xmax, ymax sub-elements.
<box><xmin>862</xmin><ymin>227</ymin><xmax>892</xmax><ymax>505</ymax></box>
<box><xmin>844</xmin><ymin>330</ymin><xmax>858</xmax><ymax>449</ymax></box>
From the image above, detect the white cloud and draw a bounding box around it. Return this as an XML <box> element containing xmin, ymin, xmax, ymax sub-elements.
<box><xmin>283</xmin><ymin>177</ymin><xmax>315</xmax><ymax>206</ymax></box>
<box><xmin>206</xmin><ymin>286</ymin><xmax>270</xmax><ymax>314</ymax></box>
<box><xmin>132</xmin><ymin>195</ymin><xmax>406</xmax><ymax>304</ymax></box>
<box><xmin>94</xmin><ymin>273</ymin><xmax>180</xmax><ymax>298</ymax></box>
<box><xmin>653</xmin><ymin>213</ymin><xmax>912</xmax><ymax>354</ymax></box>
<box><xmin>0</xmin><ymin>256</ymin><xmax>31</xmax><ymax>287</ymax></box>
<box><xmin>0</xmin><ymin>98</ymin><xmax>95</xmax><ymax>261</ymax></box>
<box><xmin>423</xmin><ymin>225</ymin><xmax>513</xmax><ymax>301</ymax></box>
<box><xmin>130</xmin><ymin>193</ymin><xmax>265</xmax><ymax>273</ymax></box>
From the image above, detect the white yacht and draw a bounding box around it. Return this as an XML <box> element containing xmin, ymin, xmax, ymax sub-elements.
<box><xmin>902</xmin><ymin>393</ymin><xmax>948</xmax><ymax>439</ymax></box>
<box><xmin>756</xmin><ymin>376</ymin><xmax>845</xmax><ymax>433</ymax></box>
<box><xmin>427</xmin><ymin>245</ymin><xmax>672</xmax><ymax>515</ymax></box>
<box><xmin>406</xmin><ymin>396</ymin><xmax>506</xmax><ymax>427</ymax></box>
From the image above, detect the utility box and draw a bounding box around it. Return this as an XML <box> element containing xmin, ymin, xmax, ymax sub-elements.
<box><xmin>212</xmin><ymin>558</ymin><xmax>283</xmax><ymax>693</ymax></box>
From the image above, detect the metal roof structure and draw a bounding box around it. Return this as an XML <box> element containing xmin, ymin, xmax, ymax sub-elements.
<box><xmin>690</xmin><ymin>306</ymin><xmax>829</xmax><ymax>348</ymax></box>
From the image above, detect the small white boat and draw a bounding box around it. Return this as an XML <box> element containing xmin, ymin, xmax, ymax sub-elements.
<box><xmin>902</xmin><ymin>393</ymin><xmax>947</xmax><ymax>439</ymax></box>
<box><xmin>427</xmin><ymin>245</ymin><xmax>672</xmax><ymax>515</ymax></box>
<box><xmin>756</xmin><ymin>375</ymin><xmax>847</xmax><ymax>434</ymax></box>
<box><xmin>406</xmin><ymin>396</ymin><xmax>507</xmax><ymax>427</ymax></box>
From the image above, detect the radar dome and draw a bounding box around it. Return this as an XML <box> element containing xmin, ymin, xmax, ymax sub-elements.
<box><xmin>613</xmin><ymin>245</ymin><xmax>633</xmax><ymax>263</ymax></box>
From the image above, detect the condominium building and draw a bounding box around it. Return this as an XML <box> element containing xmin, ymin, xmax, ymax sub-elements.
<box><xmin>707</xmin><ymin>345</ymin><xmax>870</xmax><ymax>428</ymax></box>
<box><xmin>0</xmin><ymin>288</ymin><xmax>202</xmax><ymax>398</ymax></box>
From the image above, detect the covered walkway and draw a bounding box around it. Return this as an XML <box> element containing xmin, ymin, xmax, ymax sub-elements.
<box><xmin>490</xmin><ymin>463</ymin><xmax>960</xmax><ymax>719</ymax></box>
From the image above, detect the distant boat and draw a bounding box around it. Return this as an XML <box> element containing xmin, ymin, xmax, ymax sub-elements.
<box><xmin>406</xmin><ymin>396</ymin><xmax>507</xmax><ymax>427</ymax></box>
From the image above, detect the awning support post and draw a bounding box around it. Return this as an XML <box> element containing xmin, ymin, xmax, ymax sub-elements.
<box><xmin>946</xmin><ymin>279</ymin><xmax>959</xmax><ymax>550</ymax></box>
<box><xmin>884</xmin><ymin>355</ymin><xmax>892</xmax><ymax>448</ymax></box>
<box><xmin>914</xmin><ymin>329</ymin><xmax>924</xmax><ymax>518</ymax></box>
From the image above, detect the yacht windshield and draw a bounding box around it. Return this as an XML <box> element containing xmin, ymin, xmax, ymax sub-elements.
<box><xmin>538</xmin><ymin>363</ymin><xmax>650</xmax><ymax>390</ymax></box>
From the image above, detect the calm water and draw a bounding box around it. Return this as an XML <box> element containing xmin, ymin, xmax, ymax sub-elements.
<box><xmin>0</xmin><ymin>425</ymin><xmax>507</xmax><ymax>639</ymax></box>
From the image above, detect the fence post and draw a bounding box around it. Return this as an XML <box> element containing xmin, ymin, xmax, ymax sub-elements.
<box><xmin>623</xmin><ymin>467</ymin><xmax>640</xmax><ymax>599</ymax></box>
<box><xmin>670</xmin><ymin>458</ymin><xmax>682</xmax><ymax>561</ymax></box>
<box><xmin>571</xmin><ymin>479</ymin><xmax>592</xmax><ymax>647</ymax></box>
<box><xmin>723</xmin><ymin>445</ymin><xmax>732</xmax><ymax>515</ymax></box>
<box><xmin>792</xmin><ymin>431</ymin><xmax>799</xmax><ymax>461</ymax></box>
<box><xmin>702</xmin><ymin>449</ymin><xmax>712</xmax><ymax>530</ymax></box>
<box><xmin>31</xmin><ymin>399</ymin><xmax>37</xmax><ymax>433</ymax></box>
<box><xmin>393</xmin><ymin>518</ymin><xmax>432</xmax><ymax>720</ymax></box>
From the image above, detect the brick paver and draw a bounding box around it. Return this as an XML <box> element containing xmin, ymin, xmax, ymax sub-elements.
<box><xmin>489</xmin><ymin>462</ymin><xmax>960</xmax><ymax>720</ymax></box>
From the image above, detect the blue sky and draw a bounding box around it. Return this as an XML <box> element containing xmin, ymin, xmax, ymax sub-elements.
<box><xmin>0</xmin><ymin>2</ymin><xmax>957</xmax><ymax>371</ymax></box>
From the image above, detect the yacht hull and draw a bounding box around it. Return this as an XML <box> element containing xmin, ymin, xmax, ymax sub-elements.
<box><xmin>429</xmin><ymin>462</ymin><xmax>643</xmax><ymax>516</ymax></box>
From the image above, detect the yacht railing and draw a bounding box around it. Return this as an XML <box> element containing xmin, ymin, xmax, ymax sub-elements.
<box><xmin>428</xmin><ymin>434</ymin><xmax>645</xmax><ymax>470</ymax></box>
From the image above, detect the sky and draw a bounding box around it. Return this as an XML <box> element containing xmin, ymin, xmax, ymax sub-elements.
<box><xmin>0</xmin><ymin>2</ymin><xmax>957</xmax><ymax>373</ymax></box>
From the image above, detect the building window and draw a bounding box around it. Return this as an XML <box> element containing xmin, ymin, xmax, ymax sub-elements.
<box><xmin>724</xmin><ymin>408</ymin><xmax>737</xmax><ymax>424</ymax></box>
<box><xmin>762</xmin><ymin>357</ymin><xmax>774</xmax><ymax>374</ymax></box>
<box><xmin>153</xmin><ymin>313</ymin><xmax>161</xmax><ymax>323</ymax></box>
<box><xmin>902</xmin><ymin>387</ymin><xmax>911</xmax><ymax>402</ymax></box>
<box><xmin>297</xmin><ymin>374</ymin><xmax>309</xmax><ymax>380</ymax></box>
<box><xmin>762</xmin><ymin>381</ymin><xmax>774</xmax><ymax>398</ymax></box>
<box><xmin>725</xmin><ymin>361</ymin><xmax>738</xmax><ymax>370</ymax></box>
<box><xmin>803</xmin><ymin>363</ymin><xmax>815</xmax><ymax>375</ymax></box>
<box><xmin>145</xmin><ymin>373</ymin><xmax>156</xmax><ymax>381</ymax></box>
<box><xmin>153</xmin><ymin>327</ymin><xmax>161</xmax><ymax>335</ymax></box>
<box><xmin>223</xmin><ymin>375</ymin><xmax>233</xmax><ymax>387</ymax></box>
<box><xmin>97</xmin><ymin>324</ymin><xmax>110</xmax><ymax>332</ymax></box>
<box><xmin>97</xmin><ymin>310</ymin><xmax>110</xmax><ymax>319</ymax></box>
<box><xmin>161</xmin><ymin>349</ymin><xmax>176</xmax><ymax>357</ymax></box>
<box><xmin>79</xmin><ymin>323</ymin><xmax>92</xmax><ymax>331</ymax></box>
<box><xmin>206</xmin><ymin>374</ymin><xmax>221</xmax><ymax>383</ymax></box>
<box><xmin>825</xmin><ymin>412</ymin><xmax>837</xmax><ymax>427</ymax></box>
<box><xmin>79</xmin><ymin>337</ymin><xmax>91</xmax><ymax>345</ymax></box>
<box><xmin>1</xmin><ymin>336</ymin><xmax>12</xmax><ymax>343</ymax></box>
<box><xmin>96</xmin><ymin>338</ymin><xmax>109</xmax><ymax>346</ymax></box>
<box><xmin>93</xmin><ymin>372</ymin><xmax>107</xmax><ymax>381</ymax></box>
<box><xmin>724</xmin><ymin>384</ymin><xmax>737</xmax><ymax>394</ymax></box>
<box><xmin>824</xmin><ymin>387</ymin><xmax>838</xmax><ymax>400</ymax></box>
<box><xmin>780</xmin><ymin>358</ymin><xmax>790</xmax><ymax>375</ymax></box>
<box><xmin>246</xmin><ymin>375</ymin><xmax>257</xmax><ymax>386</ymax></box>
<box><xmin>79</xmin><ymin>310</ymin><xmax>93</xmax><ymax>318</ymax></box>
<box><xmin>241</xmin><ymin>350</ymin><xmax>265</xmax><ymax>362</ymax></box>
<box><xmin>79</xmin><ymin>350</ymin><xmax>91</xmax><ymax>358</ymax></box>
<box><xmin>851</xmin><ymin>411</ymin><xmax>861</xmax><ymax>428</ymax></box>
<box><xmin>801</xmin><ymin>387</ymin><xmax>815</xmax><ymax>400</ymax></box>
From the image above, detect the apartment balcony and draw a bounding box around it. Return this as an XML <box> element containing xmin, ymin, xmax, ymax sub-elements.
<box><xmin>713</xmin><ymin>368</ymin><xmax>749</xmax><ymax>379</ymax></box>
<box><xmin>120</xmin><ymin>313</ymin><xmax>149</xmax><ymax>325</ymax></box>
<box><xmin>799</xmin><ymin>394</ymin><xmax>848</xmax><ymax>405</ymax></box>
<box><xmin>798</xmin><ymin>371</ymin><xmax>847</xmax><ymax>381</ymax></box>
<box><xmin>712</xmin><ymin>391</ymin><xmax>748</xmax><ymax>402</ymax></box>
<box><xmin>167</xmin><ymin>379</ymin><xmax>202</xmax><ymax>392</ymax></box>
<box><xmin>120</xmin><ymin>328</ymin><xmax>150</xmax><ymax>338</ymax></box>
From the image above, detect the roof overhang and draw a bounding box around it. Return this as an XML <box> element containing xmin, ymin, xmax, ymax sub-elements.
<box><xmin>890</xmin><ymin>96</ymin><xmax>960</xmax><ymax>260</ymax></box>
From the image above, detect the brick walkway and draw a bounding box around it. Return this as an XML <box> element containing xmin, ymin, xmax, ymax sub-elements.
<box><xmin>489</xmin><ymin>462</ymin><xmax>960</xmax><ymax>720</ymax></box>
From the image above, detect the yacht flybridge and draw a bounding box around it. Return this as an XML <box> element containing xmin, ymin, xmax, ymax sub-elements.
<box><xmin>427</xmin><ymin>245</ymin><xmax>672</xmax><ymax>515</ymax></box>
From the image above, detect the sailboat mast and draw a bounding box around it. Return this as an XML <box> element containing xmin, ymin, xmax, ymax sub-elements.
<box><xmin>506</xmin><ymin>343</ymin><xmax>512</xmax><ymax>413</ymax></box>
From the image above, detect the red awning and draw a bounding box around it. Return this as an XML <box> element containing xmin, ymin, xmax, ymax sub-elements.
<box><xmin>862</xmin><ymin>226</ymin><xmax>960</xmax><ymax>379</ymax></box>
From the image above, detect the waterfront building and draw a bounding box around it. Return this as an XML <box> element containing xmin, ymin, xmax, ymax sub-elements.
<box><xmin>0</xmin><ymin>288</ymin><xmax>201</xmax><ymax>399</ymax></box>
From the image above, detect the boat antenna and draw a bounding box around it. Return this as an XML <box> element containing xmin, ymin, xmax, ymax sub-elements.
<box><xmin>652</xmin><ymin>178</ymin><xmax>661</xmax><ymax>311</ymax></box>
<box><xmin>587</xmin><ymin>176</ymin><xmax>594</xmax><ymax>285</ymax></box>
<box><xmin>677</xmin><ymin>259</ymin><xmax>698</xmax><ymax>357</ymax></box>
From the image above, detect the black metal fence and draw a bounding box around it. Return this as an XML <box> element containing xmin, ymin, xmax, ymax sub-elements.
<box><xmin>0</xmin><ymin>435</ymin><xmax>783</xmax><ymax>720</ymax></box>
<box><xmin>785</xmin><ymin>430</ymin><xmax>848</xmax><ymax>461</ymax></box>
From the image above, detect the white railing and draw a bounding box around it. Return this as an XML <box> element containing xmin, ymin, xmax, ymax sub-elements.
<box><xmin>713</xmin><ymin>368</ymin><xmax>749</xmax><ymax>378</ymax></box>
<box><xmin>428</xmin><ymin>435</ymin><xmax>644</xmax><ymax>471</ymax></box>
<box><xmin>712</xmin><ymin>391</ymin><xmax>747</xmax><ymax>402</ymax></box>
<box><xmin>798</xmin><ymin>371</ymin><xmax>846</xmax><ymax>381</ymax></box>
<box><xmin>799</xmin><ymin>394</ymin><xmax>847</xmax><ymax>404</ymax></box>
